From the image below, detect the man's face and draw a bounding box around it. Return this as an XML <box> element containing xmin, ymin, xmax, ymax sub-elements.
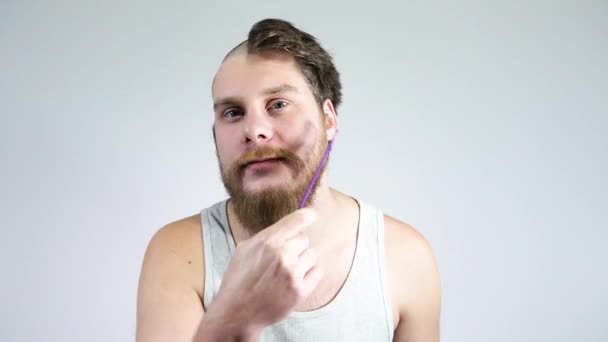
<box><xmin>212</xmin><ymin>51</ymin><xmax>332</xmax><ymax>233</ymax></box>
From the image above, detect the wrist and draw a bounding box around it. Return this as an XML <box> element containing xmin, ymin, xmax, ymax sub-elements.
<box><xmin>200</xmin><ymin>301</ymin><xmax>263</xmax><ymax>341</ymax></box>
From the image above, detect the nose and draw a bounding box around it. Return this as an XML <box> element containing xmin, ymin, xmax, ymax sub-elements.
<box><xmin>243</xmin><ymin>108</ymin><xmax>273</xmax><ymax>144</ymax></box>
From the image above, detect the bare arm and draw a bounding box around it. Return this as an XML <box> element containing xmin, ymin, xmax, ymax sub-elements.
<box><xmin>136</xmin><ymin>210</ymin><xmax>321</xmax><ymax>341</ymax></box>
<box><xmin>136</xmin><ymin>220</ymin><xmax>207</xmax><ymax>342</ymax></box>
<box><xmin>385</xmin><ymin>216</ymin><xmax>442</xmax><ymax>342</ymax></box>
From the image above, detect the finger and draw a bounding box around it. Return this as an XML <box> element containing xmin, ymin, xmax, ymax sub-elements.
<box><xmin>282</xmin><ymin>232</ymin><xmax>310</xmax><ymax>260</ymax></box>
<box><xmin>260</xmin><ymin>208</ymin><xmax>317</xmax><ymax>241</ymax></box>
<box><xmin>293</xmin><ymin>248</ymin><xmax>316</xmax><ymax>279</ymax></box>
<box><xmin>301</xmin><ymin>266</ymin><xmax>323</xmax><ymax>297</ymax></box>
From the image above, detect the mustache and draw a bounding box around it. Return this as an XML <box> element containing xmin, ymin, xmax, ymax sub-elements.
<box><xmin>235</xmin><ymin>146</ymin><xmax>304</xmax><ymax>170</ymax></box>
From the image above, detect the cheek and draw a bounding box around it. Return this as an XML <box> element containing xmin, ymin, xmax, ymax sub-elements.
<box><xmin>287</xmin><ymin>120</ymin><xmax>320</xmax><ymax>156</ymax></box>
<box><xmin>214</xmin><ymin>133</ymin><xmax>238</xmax><ymax>167</ymax></box>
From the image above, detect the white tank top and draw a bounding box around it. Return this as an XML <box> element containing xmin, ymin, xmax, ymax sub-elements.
<box><xmin>200</xmin><ymin>199</ymin><xmax>394</xmax><ymax>341</ymax></box>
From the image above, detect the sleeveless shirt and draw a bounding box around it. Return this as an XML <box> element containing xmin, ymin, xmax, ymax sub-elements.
<box><xmin>200</xmin><ymin>199</ymin><xmax>394</xmax><ymax>341</ymax></box>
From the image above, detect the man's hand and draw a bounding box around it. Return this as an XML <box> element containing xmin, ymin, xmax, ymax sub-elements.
<box><xmin>202</xmin><ymin>208</ymin><xmax>323</xmax><ymax>338</ymax></box>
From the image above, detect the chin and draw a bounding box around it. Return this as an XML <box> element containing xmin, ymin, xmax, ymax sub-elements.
<box><xmin>243</xmin><ymin>173</ymin><xmax>293</xmax><ymax>190</ymax></box>
<box><xmin>243</xmin><ymin>182</ymin><xmax>289</xmax><ymax>195</ymax></box>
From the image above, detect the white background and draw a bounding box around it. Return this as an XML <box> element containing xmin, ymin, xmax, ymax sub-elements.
<box><xmin>1</xmin><ymin>1</ymin><xmax>606</xmax><ymax>341</ymax></box>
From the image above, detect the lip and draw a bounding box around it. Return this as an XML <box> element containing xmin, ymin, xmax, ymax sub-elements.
<box><xmin>244</xmin><ymin>157</ymin><xmax>282</xmax><ymax>171</ymax></box>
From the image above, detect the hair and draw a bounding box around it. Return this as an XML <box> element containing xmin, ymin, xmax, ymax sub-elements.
<box><xmin>225</xmin><ymin>18</ymin><xmax>343</xmax><ymax>112</ymax></box>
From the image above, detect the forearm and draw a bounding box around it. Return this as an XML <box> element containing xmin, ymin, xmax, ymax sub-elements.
<box><xmin>192</xmin><ymin>303</ymin><xmax>261</xmax><ymax>342</ymax></box>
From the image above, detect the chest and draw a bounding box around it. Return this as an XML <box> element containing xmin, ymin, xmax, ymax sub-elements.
<box><xmin>294</xmin><ymin>242</ymin><xmax>354</xmax><ymax>312</ymax></box>
<box><xmin>295</xmin><ymin>242</ymin><xmax>401</xmax><ymax>331</ymax></box>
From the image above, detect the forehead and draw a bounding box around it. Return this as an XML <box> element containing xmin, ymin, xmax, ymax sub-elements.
<box><xmin>212</xmin><ymin>52</ymin><xmax>310</xmax><ymax>101</ymax></box>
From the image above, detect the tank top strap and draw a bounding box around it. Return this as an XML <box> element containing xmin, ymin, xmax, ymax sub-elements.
<box><xmin>200</xmin><ymin>199</ymin><xmax>232</xmax><ymax>309</ymax></box>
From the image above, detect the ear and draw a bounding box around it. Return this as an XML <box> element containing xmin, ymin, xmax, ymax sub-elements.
<box><xmin>321</xmin><ymin>99</ymin><xmax>338</xmax><ymax>141</ymax></box>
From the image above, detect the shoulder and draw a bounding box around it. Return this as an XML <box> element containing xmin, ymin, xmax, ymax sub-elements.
<box><xmin>136</xmin><ymin>214</ymin><xmax>207</xmax><ymax>340</ymax></box>
<box><xmin>141</xmin><ymin>213</ymin><xmax>205</xmax><ymax>298</ymax></box>
<box><xmin>383</xmin><ymin>214</ymin><xmax>437</xmax><ymax>274</ymax></box>
<box><xmin>147</xmin><ymin>213</ymin><xmax>203</xmax><ymax>263</ymax></box>
<box><xmin>382</xmin><ymin>214</ymin><xmax>441</xmax><ymax>330</ymax></box>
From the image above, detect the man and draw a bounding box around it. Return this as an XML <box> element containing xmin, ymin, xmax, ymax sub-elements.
<box><xmin>137</xmin><ymin>18</ymin><xmax>441</xmax><ymax>341</ymax></box>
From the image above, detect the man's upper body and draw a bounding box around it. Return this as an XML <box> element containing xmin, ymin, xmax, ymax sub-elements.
<box><xmin>136</xmin><ymin>19</ymin><xmax>441</xmax><ymax>341</ymax></box>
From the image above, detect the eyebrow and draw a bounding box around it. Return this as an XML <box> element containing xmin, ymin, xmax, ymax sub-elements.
<box><xmin>213</xmin><ymin>84</ymin><xmax>299</xmax><ymax>111</ymax></box>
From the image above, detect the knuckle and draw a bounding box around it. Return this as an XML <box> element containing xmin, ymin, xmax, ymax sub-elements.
<box><xmin>261</xmin><ymin>236</ymin><xmax>279</xmax><ymax>251</ymax></box>
<box><xmin>277</xmin><ymin>253</ymin><xmax>291</xmax><ymax>269</ymax></box>
<box><xmin>305</xmin><ymin>248</ymin><xmax>316</xmax><ymax>263</ymax></box>
<box><xmin>300</xmin><ymin>233</ymin><xmax>310</xmax><ymax>247</ymax></box>
<box><xmin>293</xmin><ymin>210</ymin><xmax>306</xmax><ymax>223</ymax></box>
<box><xmin>289</xmin><ymin>209</ymin><xmax>312</xmax><ymax>225</ymax></box>
<box><xmin>285</xmin><ymin>271</ymin><xmax>300</xmax><ymax>291</ymax></box>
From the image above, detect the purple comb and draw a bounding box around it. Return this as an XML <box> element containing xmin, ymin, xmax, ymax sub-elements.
<box><xmin>298</xmin><ymin>138</ymin><xmax>335</xmax><ymax>209</ymax></box>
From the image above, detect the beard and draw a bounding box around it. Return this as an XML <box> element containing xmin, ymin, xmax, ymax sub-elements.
<box><xmin>219</xmin><ymin>137</ymin><xmax>328</xmax><ymax>236</ymax></box>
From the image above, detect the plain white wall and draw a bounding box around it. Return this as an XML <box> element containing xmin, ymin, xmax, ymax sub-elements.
<box><xmin>1</xmin><ymin>1</ymin><xmax>606</xmax><ymax>341</ymax></box>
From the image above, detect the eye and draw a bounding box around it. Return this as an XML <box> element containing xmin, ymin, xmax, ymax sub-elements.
<box><xmin>269</xmin><ymin>100</ymin><xmax>289</xmax><ymax>111</ymax></box>
<box><xmin>223</xmin><ymin>108</ymin><xmax>244</xmax><ymax>120</ymax></box>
